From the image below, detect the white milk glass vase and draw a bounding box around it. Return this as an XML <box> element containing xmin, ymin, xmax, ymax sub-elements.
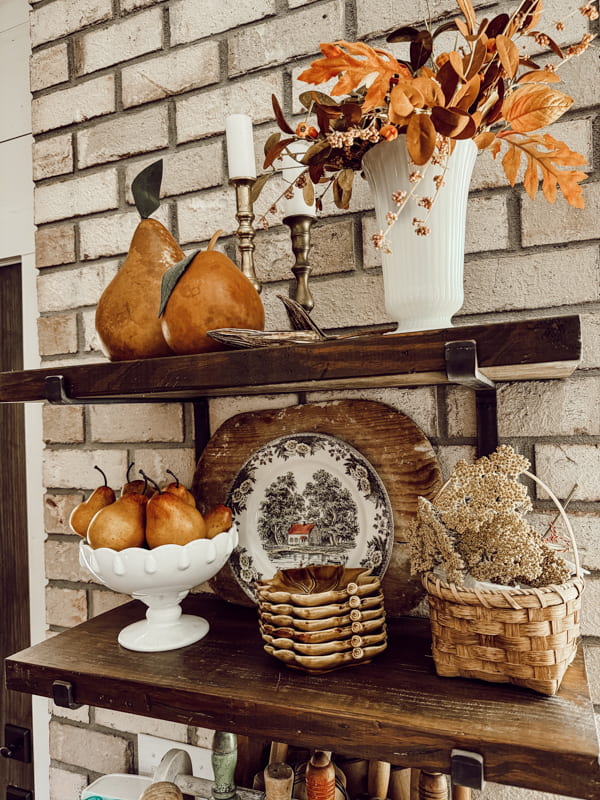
<box><xmin>361</xmin><ymin>135</ymin><xmax>477</xmax><ymax>334</ymax></box>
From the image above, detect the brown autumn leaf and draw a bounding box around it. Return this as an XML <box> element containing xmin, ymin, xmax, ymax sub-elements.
<box><xmin>528</xmin><ymin>30</ymin><xmax>564</xmax><ymax>58</ymax></box>
<box><xmin>250</xmin><ymin>173</ymin><xmax>271</xmax><ymax>204</ymax></box>
<box><xmin>263</xmin><ymin>137</ymin><xmax>295</xmax><ymax>169</ymax></box>
<box><xmin>495</xmin><ymin>34</ymin><xmax>520</xmax><ymax>79</ymax></box>
<box><xmin>406</xmin><ymin>114</ymin><xmax>437</xmax><ymax>165</ymax></box>
<box><xmin>485</xmin><ymin>13</ymin><xmax>509</xmax><ymax>38</ymax></box>
<box><xmin>502</xmin><ymin>84</ymin><xmax>573</xmax><ymax>133</ymax></box>
<box><xmin>436</xmin><ymin>59</ymin><xmax>461</xmax><ymax>103</ymax></box>
<box><xmin>410</xmin><ymin>30</ymin><xmax>433</xmax><ymax>71</ymax></box>
<box><xmin>454</xmin><ymin>74</ymin><xmax>482</xmax><ymax>112</ymax></box>
<box><xmin>302</xmin><ymin>180</ymin><xmax>315</xmax><ymax>207</ymax></box>
<box><xmin>449</xmin><ymin>51</ymin><xmax>466</xmax><ymax>81</ymax></box>
<box><xmin>389</xmin><ymin>80</ymin><xmax>425</xmax><ymax>121</ymax></box>
<box><xmin>412</xmin><ymin>76</ymin><xmax>445</xmax><ymax>108</ymax></box>
<box><xmin>264</xmin><ymin>132</ymin><xmax>281</xmax><ymax>156</ymax></box>
<box><xmin>298</xmin><ymin>90</ymin><xmax>339</xmax><ymax>110</ymax></box>
<box><xmin>271</xmin><ymin>94</ymin><xmax>295</xmax><ymax>135</ymax></box>
<box><xmin>456</xmin><ymin>0</ymin><xmax>477</xmax><ymax>34</ymax></box>
<box><xmin>464</xmin><ymin>35</ymin><xmax>489</xmax><ymax>81</ymax></box>
<box><xmin>502</xmin><ymin>144</ymin><xmax>521</xmax><ymax>185</ymax></box>
<box><xmin>474</xmin><ymin>131</ymin><xmax>497</xmax><ymax>149</ymax></box>
<box><xmin>386</xmin><ymin>25</ymin><xmax>421</xmax><ymax>43</ymax></box>
<box><xmin>297</xmin><ymin>41</ymin><xmax>409</xmax><ymax>110</ymax></box>
<box><xmin>517</xmin><ymin>69</ymin><xmax>562</xmax><ymax>84</ymax></box>
<box><xmin>497</xmin><ymin>131</ymin><xmax>587</xmax><ymax>207</ymax></box>
<box><xmin>332</xmin><ymin>172</ymin><xmax>352</xmax><ymax>209</ymax></box>
<box><xmin>431</xmin><ymin>106</ymin><xmax>472</xmax><ymax>138</ymax></box>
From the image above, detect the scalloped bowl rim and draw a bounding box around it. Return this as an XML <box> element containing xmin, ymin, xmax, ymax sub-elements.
<box><xmin>79</xmin><ymin>525</ymin><xmax>238</xmax><ymax>594</ymax></box>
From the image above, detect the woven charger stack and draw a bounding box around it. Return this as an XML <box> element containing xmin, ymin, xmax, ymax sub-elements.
<box><xmin>256</xmin><ymin>565</ymin><xmax>387</xmax><ymax>674</ymax></box>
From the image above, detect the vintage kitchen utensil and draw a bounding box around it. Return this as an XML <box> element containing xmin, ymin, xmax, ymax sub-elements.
<box><xmin>193</xmin><ymin>400</ymin><xmax>442</xmax><ymax>616</ymax></box>
<box><xmin>265</xmin><ymin>762</ymin><xmax>295</xmax><ymax>800</ymax></box>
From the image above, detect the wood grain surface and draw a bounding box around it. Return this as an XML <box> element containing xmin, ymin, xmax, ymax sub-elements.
<box><xmin>6</xmin><ymin>595</ymin><xmax>600</xmax><ymax>798</ymax></box>
<box><xmin>192</xmin><ymin>401</ymin><xmax>443</xmax><ymax>616</ymax></box>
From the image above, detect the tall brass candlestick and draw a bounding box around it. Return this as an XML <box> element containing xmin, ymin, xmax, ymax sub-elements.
<box><xmin>231</xmin><ymin>178</ymin><xmax>261</xmax><ymax>293</ymax></box>
<box><xmin>283</xmin><ymin>213</ymin><xmax>314</xmax><ymax>313</ymax></box>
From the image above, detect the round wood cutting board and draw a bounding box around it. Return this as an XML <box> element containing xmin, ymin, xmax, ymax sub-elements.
<box><xmin>192</xmin><ymin>400</ymin><xmax>442</xmax><ymax>616</ymax></box>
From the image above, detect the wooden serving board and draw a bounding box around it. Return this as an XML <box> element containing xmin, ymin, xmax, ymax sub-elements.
<box><xmin>192</xmin><ymin>400</ymin><xmax>442</xmax><ymax>616</ymax></box>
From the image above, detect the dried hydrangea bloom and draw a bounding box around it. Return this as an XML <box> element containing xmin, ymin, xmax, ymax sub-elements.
<box><xmin>409</xmin><ymin>445</ymin><xmax>571</xmax><ymax>587</ymax></box>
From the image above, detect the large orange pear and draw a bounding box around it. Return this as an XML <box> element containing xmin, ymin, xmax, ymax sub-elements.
<box><xmin>95</xmin><ymin>217</ymin><xmax>184</xmax><ymax>361</ymax></box>
<box><xmin>160</xmin><ymin>231</ymin><xmax>264</xmax><ymax>355</ymax></box>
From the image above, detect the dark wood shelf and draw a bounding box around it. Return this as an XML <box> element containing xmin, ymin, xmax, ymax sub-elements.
<box><xmin>6</xmin><ymin>596</ymin><xmax>600</xmax><ymax>798</ymax></box>
<box><xmin>0</xmin><ymin>315</ymin><xmax>582</xmax><ymax>403</ymax></box>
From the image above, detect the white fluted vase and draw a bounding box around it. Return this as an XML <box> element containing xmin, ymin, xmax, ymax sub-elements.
<box><xmin>362</xmin><ymin>135</ymin><xmax>477</xmax><ymax>334</ymax></box>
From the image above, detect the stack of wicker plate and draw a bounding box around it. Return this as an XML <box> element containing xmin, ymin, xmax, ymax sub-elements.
<box><xmin>256</xmin><ymin>565</ymin><xmax>387</xmax><ymax>674</ymax></box>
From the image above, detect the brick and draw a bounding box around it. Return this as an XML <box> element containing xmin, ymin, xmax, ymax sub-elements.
<box><xmin>585</xmin><ymin>644</ymin><xmax>600</xmax><ymax>704</ymax></box>
<box><xmin>51</xmin><ymin>699</ymin><xmax>90</xmax><ymax>723</ymax></box>
<box><xmin>37</xmin><ymin>261</ymin><xmax>119</xmax><ymax>313</ymax></box>
<box><xmin>50</xmin><ymin>767</ymin><xmax>88</xmax><ymax>800</ymax></box>
<box><xmin>534</xmin><ymin>444</ymin><xmax>600</xmax><ymax>503</ymax></box>
<box><xmin>355</xmin><ymin>0</ymin><xmax>472</xmax><ymax>37</ymax></box>
<box><xmin>437</xmin><ymin>446</ymin><xmax>477</xmax><ymax>481</ymax></box>
<box><xmin>521</xmin><ymin>181</ymin><xmax>600</xmax><ymax>247</ymax></box>
<box><xmin>90</xmin><ymin>403</ymin><xmax>184</xmax><ymax>442</ymax></box>
<box><xmin>32</xmin><ymin>133</ymin><xmax>73</xmax><ymax>180</ymax></box>
<box><xmin>121</xmin><ymin>0</ymin><xmax>157</xmax><ymax>10</ymax></box>
<box><xmin>297</xmin><ymin>271</ymin><xmax>392</xmax><ymax>330</ymax></box>
<box><xmin>45</xmin><ymin>493</ymin><xmax>83</xmax><ymax>534</ymax></box>
<box><xmin>228</xmin><ymin>1</ymin><xmax>344</xmax><ymax>76</ymax></box>
<box><xmin>43</xmin><ymin>404</ymin><xmax>85</xmax><ymax>443</ymax></box>
<box><xmin>35</xmin><ymin>224</ymin><xmax>76</xmax><ymax>268</ymax></box>
<box><xmin>82</xmin><ymin>307</ymin><xmax>105</xmax><ymax>354</ymax></box>
<box><xmin>42</xmin><ymin>449</ymin><xmax>128</xmax><ymax>490</ymax></box>
<box><xmin>77</xmin><ymin>106</ymin><xmax>169</xmax><ymax>168</ymax></box>
<box><xmin>497</xmin><ymin>378</ymin><xmax>600</xmax><ymax>438</ymax></box>
<box><xmin>581</xmin><ymin>312</ymin><xmax>600</xmax><ymax>369</ymax></box>
<box><xmin>125</xmin><ymin>143</ymin><xmax>224</xmax><ymax>201</ymax></box>
<box><xmin>463</xmin><ymin>244</ymin><xmax>599</xmax><ymax>315</ymax></box>
<box><xmin>305</xmin><ymin>387</ymin><xmax>439</xmax><ymax>439</ymax></box>
<box><xmin>46</xmin><ymin>585</ymin><xmax>87</xmax><ymax>627</ymax></box>
<box><xmin>581</xmin><ymin>578</ymin><xmax>600</xmax><ymax>638</ymax></box>
<box><xmin>49</xmin><ymin>719</ymin><xmax>132</xmax><ymax>773</ymax></box>
<box><xmin>30</xmin><ymin>0</ymin><xmax>112</xmax><ymax>47</ymax></box>
<box><xmin>32</xmin><ymin>75</ymin><xmax>115</xmax><ymax>134</ymax></box>
<box><xmin>445</xmin><ymin>385</ymin><xmax>477</xmax><ymax>439</ymax></box>
<box><xmin>91</xmin><ymin>589</ymin><xmax>130</xmax><ymax>616</ymax></box>
<box><xmin>529</xmin><ymin>512</ymin><xmax>600</xmax><ymax>572</ymax></box>
<box><xmin>34</xmin><ymin>169</ymin><xmax>119</xmax><ymax>224</ymax></box>
<box><xmin>94</xmin><ymin>707</ymin><xmax>188</xmax><ymax>741</ymax></box>
<box><xmin>552</xmin><ymin>45</ymin><xmax>600</xmax><ymax>111</ymax></box>
<box><xmin>209</xmin><ymin>395</ymin><xmax>299</xmax><ymax>435</ymax></box>
<box><xmin>170</xmin><ymin>0</ymin><xmax>276</xmax><ymax>44</ymax></box>
<box><xmin>79</xmin><ymin>205</ymin><xmax>170</xmax><ymax>260</ymax></box>
<box><xmin>122</xmin><ymin>40</ymin><xmax>220</xmax><ymax>108</ymax></box>
<box><xmin>255</xmin><ymin>219</ymin><xmax>356</xmax><ymax>283</ymax></box>
<box><xmin>73</xmin><ymin>7</ymin><xmax>163</xmax><ymax>75</ymax></box>
<box><xmin>176</xmin><ymin>72</ymin><xmax>283</xmax><ymax>143</ymax></box>
<box><xmin>45</xmin><ymin>539</ymin><xmax>94</xmax><ymax>582</ymax></box>
<box><xmin>130</xmin><ymin>448</ymin><xmax>196</xmax><ymax>489</ymax></box>
<box><xmin>191</xmin><ymin>727</ymin><xmax>215</xmax><ymax>748</ymax></box>
<box><xmin>38</xmin><ymin>313</ymin><xmax>78</xmax><ymax>356</ymax></box>
<box><xmin>177</xmin><ymin>188</ymin><xmax>234</xmax><ymax>244</ymax></box>
<box><xmin>30</xmin><ymin>42</ymin><xmax>69</xmax><ymax>91</ymax></box>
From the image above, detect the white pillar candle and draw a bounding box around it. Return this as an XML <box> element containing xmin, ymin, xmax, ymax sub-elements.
<box><xmin>225</xmin><ymin>114</ymin><xmax>257</xmax><ymax>180</ymax></box>
<box><xmin>281</xmin><ymin>140</ymin><xmax>316</xmax><ymax>219</ymax></box>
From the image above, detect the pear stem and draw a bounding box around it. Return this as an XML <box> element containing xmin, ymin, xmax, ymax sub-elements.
<box><xmin>94</xmin><ymin>465</ymin><xmax>108</xmax><ymax>487</ymax></box>
<box><xmin>139</xmin><ymin>470</ymin><xmax>161</xmax><ymax>494</ymax></box>
<box><xmin>165</xmin><ymin>468</ymin><xmax>180</xmax><ymax>488</ymax></box>
<box><xmin>126</xmin><ymin>462</ymin><xmax>135</xmax><ymax>483</ymax></box>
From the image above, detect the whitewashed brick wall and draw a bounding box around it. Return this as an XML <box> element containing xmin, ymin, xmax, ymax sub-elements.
<box><xmin>27</xmin><ymin>0</ymin><xmax>599</xmax><ymax>797</ymax></box>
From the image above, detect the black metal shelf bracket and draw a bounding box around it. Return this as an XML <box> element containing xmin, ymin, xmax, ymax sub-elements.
<box><xmin>445</xmin><ymin>340</ymin><xmax>499</xmax><ymax>457</ymax></box>
<box><xmin>44</xmin><ymin>374</ymin><xmax>112</xmax><ymax>405</ymax></box>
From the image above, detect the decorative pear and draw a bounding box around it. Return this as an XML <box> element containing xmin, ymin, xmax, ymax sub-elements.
<box><xmin>159</xmin><ymin>230</ymin><xmax>265</xmax><ymax>355</ymax></box>
<box><xmin>95</xmin><ymin>160</ymin><xmax>185</xmax><ymax>361</ymax></box>
<box><xmin>204</xmin><ymin>504</ymin><xmax>233</xmax><ymax>539</ymax></box>
<box><xmin>69</xmin><ymin>466</ymin><xmax>116</xmax><ymax>537</ymax></box>
<box><xmin>146</xmin><ymin>491</ymin><xmax>207</xmax><ymax>548</ymax></box>
<box><xmin>121</xmin><ymin>462</ymin><xmax>156</xmax><ymax>497</ymax></box>
<box><xmin>162</xmin><ymin>469</ymin><xmax>196</xmax><ymax>507</ymax></box>
<box><xmin>87</xmin><ymin>493</ymin><xmax>147</xmax><ymax>550</ymax></box>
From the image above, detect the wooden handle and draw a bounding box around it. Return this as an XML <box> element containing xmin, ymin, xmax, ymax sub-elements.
<box><xmin>139</xmin><ymin>781</ymin><xmax>183</xmax><ymax>800</ymax></box>
<box><xmin>264</xmin><ymin>761</ymin><xmax>294</xmax><ymax>800</ymax></box>
<box><xmin>368</xmin><ymin>760</ymin><xmax>391</xmax><ymax>799</ymax></box>
<box><xmin>269</xmin><ymin>741</ymin><xmax>290</xmax><ymax>764</ymax></box>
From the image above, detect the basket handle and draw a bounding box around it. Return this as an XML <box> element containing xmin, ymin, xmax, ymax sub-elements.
<box><xmin>432</xmin><ymin>470</ymin><xmax>581</xmax><ymax>579</ymax></box>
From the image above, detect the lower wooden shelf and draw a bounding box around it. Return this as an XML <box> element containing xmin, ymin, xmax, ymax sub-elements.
<box><xmin>6</xmin><ymin>595</ymin><xmax>600</xmax><ymax>798</ymax></box>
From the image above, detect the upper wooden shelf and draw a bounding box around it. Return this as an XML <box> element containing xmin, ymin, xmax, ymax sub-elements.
<box><xmin>6</xmin><ymin>595</ymin><xmax>600</xmax><ymax>798</ymax></box>
<box><xmin>0</xmin><ymin>315</ymin><xmax>582</xmax><ymax>404</ymax></box>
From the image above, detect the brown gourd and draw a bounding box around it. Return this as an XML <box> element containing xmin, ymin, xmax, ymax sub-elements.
<box><xmin>95</xmin><ymin>160</ymin><xmax>184</xmax><ymax>361</ymax></box>
<box><xmin>159</xmin><ymin>230</ymin><xmax>264</xmax><ymax>355</ymax></box>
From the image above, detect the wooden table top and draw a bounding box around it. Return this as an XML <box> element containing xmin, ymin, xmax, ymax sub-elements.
<box><xmin>6</xmin><ymin>595</ymin><xmax>599</xmax><ymax>797</ymax></box>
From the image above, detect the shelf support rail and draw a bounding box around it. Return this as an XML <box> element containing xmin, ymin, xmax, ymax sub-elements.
<box><xmin>44</xmin><ymin>374</ymin><xmax>167</xmax><ymax>405</ymax></box>
<box><xmin>444</xmin><ymin>340</ymin><xmax>498</xmax><ymax>457</ymax></box>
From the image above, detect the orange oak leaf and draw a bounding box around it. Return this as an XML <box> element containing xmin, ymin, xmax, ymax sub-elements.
<box><xmin>502</xmin><ymin>84</ymin><xmax>573</xmax><ymax>133</ymax></box>
<box><xmin>516</xmin><ymin>69</ymin><xmax>562</xmax><ymax>84</ymax></box>
<box><xmin>298</xmin><ymin>41</ymin><xmax>409</xmax><ymax>110</ymax></box>
<box><xmin>496</xmin><ymin>131</ymin><xmax>587</xmax><ymax>207</ymax></box>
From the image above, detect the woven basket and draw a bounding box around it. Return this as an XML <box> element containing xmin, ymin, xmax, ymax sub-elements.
<box><xmin>422</xmin><ymin>470</ymin><xmax>584</xmax><ymax>695</ymax></box>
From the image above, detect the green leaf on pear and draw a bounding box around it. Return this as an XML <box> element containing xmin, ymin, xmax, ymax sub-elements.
<box><xmin>132</xmin><ymin>159</ymin><xmax>163</xmax><ymax>219</ymax></box>
<box><xmin>158</xmin><ymin>249</ymin><xmax>200</xmax><ymax>317</ymax></box>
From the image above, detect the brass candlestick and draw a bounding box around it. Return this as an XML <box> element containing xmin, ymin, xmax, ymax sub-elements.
<box><xmin>231</xmin><ymin>178</ymin><xmax>261</xmax><ymax>293</ymax></box>
<box><xmin>283</xmin><ymin>214</ymin><xmax>315</xmax><ymax>313</ymax></box>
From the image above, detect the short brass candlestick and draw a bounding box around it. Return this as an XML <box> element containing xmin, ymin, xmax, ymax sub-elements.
<box><xmin>283</xmin><ymin>214</ymin><xmax>315</xmax><ymax>313</ymax></box>
<box><xmin>231</xmin><ymin>178</ymin><xmax>261</xmax><ymax>293</ymax></box>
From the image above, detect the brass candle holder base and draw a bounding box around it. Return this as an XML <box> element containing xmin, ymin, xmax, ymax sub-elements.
<box><xmin>283</xmin><ymin>214</ymin><xmax>315</xmax><ymax>313</ymax></box>
<box><xmin>231</xmin><ymin>178</ymin><xmax>261</xmax><ymax>293</ymax></box>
